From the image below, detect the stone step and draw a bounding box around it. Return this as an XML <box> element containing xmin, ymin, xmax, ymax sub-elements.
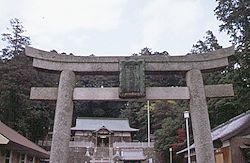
<box><xmin>90</xmin><ymin>159</ymin><xmax>110</xmax><ymax>163</ymax></box>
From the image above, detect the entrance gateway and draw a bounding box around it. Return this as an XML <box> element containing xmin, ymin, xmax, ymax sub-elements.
<box><xmin>26</xmin><ymin>46</ymin><xmax>234</xmax><ymax>163</ymax></box>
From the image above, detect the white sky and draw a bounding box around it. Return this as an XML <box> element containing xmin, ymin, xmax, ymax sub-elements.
<box><xmin>0</xmin><ymin>0</ymin><xmax>231</xmax><ymax>56</ymax></box>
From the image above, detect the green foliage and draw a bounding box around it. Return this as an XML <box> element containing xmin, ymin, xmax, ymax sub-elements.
<box><xmin>121</xmin><ymin>100</ymin><xmax>187</xmax><ymax>162</ymax></box>
<box><xmin>152</xmin><ymin>100</ymin><xmax>188</xmax><ymax>162</ymax></box>
<box><xmin>154</xmin><ymin>117</ymin><xmax>180</xmax><ymax>150</ymax></box>
<box><xmin>73</xmin><ymin>101</ymin><xmax>125</xmax><ymax>122</ymax></box>
<box><xmin>133</xmin><ymin>47</ymin><xmax>169</xmax><ymax>56</ymax></box>
<box><xmin>209</xmin><ymin>0</ymin><xmax>250</xmax><ymax>127</ymax></box>
<box><xmin>191</xmin><ymin>30</ymin><xmax>222</xmax><ymax>54</ymax></box>
<box><xmin>0</xmin><ymin>19</ymin><xmax>58</xmax><ymax>142</ymax></box>
<box><xmin>191</xmin><ymin>31</ymin><xmax>235</xmax><ymax>128</ymax></box>
<box><xmin>73</xmin><ymin>74</ymin><xmax>126</xmax><ymax>122</ymax></box>
<box><xmin>191</xmin><ymin>28</ymin><xmax>249</xmax><ymax>129</ymax></box>
<box><xmin>215</xmin><ymin>0</ymin><xmax>249</xmax><ymax>45</ymax></box>
<box><xmin>1</xmin><ymin>18</ymin><xmax>30</xmax><ymax>59</ymax></box>
<box><xmin>0</xmin><ymin>53</ymin><xmax>58</xmax><ymax>141</ymax></box>
<box><xmin>215</xmin><ymin>0</ymin><xmax>249</xmax><ymax>105</ymax></box>
<box><xmin>120</xmin><ymin>101</ymin><xmax>146</xmax><ymax>141</ymax></box>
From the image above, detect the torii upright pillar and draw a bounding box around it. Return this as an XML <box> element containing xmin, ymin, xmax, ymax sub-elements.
<box><xmin>186</xmin><ymin>69</ymin><xmax>215</xmax><ymax>163</ymax></box>
<box><xmin>49</xmin><ymin>70</ymin><xmax>76</xmax><ymax>163</ymax></box>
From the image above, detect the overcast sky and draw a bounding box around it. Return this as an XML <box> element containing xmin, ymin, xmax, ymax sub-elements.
<box><xmin>0</xmin><ymin>0</ymin><xmax>232</xmax><ymax>56</ymax></box>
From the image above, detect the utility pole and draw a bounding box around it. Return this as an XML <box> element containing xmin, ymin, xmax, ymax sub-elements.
<box><xmin>147</xmin><ymin>100</ymin><xmax>151</xmax><ymax>147</ymax></box>
<box><xmin>184</xmin><ymin>111</ymin><xmax>191</xmax><ymax>163</ymax></box>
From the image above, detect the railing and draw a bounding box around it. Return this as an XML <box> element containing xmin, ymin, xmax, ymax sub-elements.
<box><xmin>38</xmin><ymin>140</ymin><xmax>153</xmax><ymax>148</ymax></box>
<box><xmin>69</xmin><ymin>141</ymin><xmax>94</xmax><ymax>148</ymax></box>
<box><xmin>113</xmin><ymin>142</ymin><xmax>154</xmax><ymax>148</ymax></box>
<box><xmin>38</xmin><ymin>140</ymin><xmax>94</xmax><ymax>148</ymax></box>
<box><xmin>69</xmin><ymin>146</ymin><xmax>152</xmax><ymax>161</ymax></box>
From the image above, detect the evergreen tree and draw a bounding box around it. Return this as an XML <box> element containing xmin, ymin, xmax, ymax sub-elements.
<box><xmin>0</xmin><ymin>19</ymin><xmax>57</xmax><ymax>142</ymax></box>
<box><xmin>191</xmin><ymin>27</ymin><xmax>249</xmax><ymax>128</ymax></box>
<box><xmin>1</xmin><ymin>18</ymin><xmax>31</xmax><ymax>59</ymax></box>
<box><xmin>191</xmin><ymin>31</ymin><xmax>236</xmax><ymax>127</ymax></box>
<box><xmin>139</xmin><ymin>47</ymin><xmax>169</xmax><ymax>56</ymax></box>
<box><xmin>191</xmin><ymin>30</ymin><xmax>222</xmax><ymax>54</ymax></box>
<box><xmin>215</xmin><ymin>0</ymin><xmax>249</xmax><ymax>46</ymax></box>
<box><xmin>215</xmin><ymin>0</ymin><xmax>250</xmax><ymax>115</ymax></box>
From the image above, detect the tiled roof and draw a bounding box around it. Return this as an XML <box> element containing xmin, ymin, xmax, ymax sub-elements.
<box><xmin>0</xmin><ymin>121</ymin><xmax>49</xmax><ymax>158</ymax></box>
<box><xmin>71</xmin><ymin>117</ymin><xmax>138</xmax><ymax>132</ymax></box>
<box><xmin>177</xmin><ymin>110</ymin><xmax>250</xmax><ymax>154</ymax></box>
<box><xmin>211</xmin><ymin>110</ymin><xmax>250</xmax><ymax>141</ymax></box>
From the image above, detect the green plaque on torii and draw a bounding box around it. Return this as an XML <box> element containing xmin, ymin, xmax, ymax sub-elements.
<box><xmin>119</xmin><ymin>59</ymin><xmax>145</xmax><ymax>98</ymax></box>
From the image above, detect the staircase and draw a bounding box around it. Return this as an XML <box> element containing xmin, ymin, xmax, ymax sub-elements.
<box><xmin>92</xmin><ymin>147</ymin><xmax>112</xmax><ymax>163</ymax></box>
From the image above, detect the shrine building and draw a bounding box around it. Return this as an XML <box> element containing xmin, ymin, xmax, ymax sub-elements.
<box><xmin>39</xmin><ymin>117</ymin><xmax>155</xmax><ymax>163</ymax></box>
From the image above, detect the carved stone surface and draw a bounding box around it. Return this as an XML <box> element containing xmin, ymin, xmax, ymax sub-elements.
<box><xmin>26</xmin><ymin>46</ymin><xmax>234</xmax><ymax>72</ymax></box>
<box><xmin>30</xmin><ymin>84</ymin><xmax>234</xmax><ymax>101</ymax></box>
<box><xmin>186</xmin><ymin>69</ymin><xmax>215</xmax><ymax>163</ymax></box>
<box><xmin>119</xmin><ymin>59</ymin><xmax>145</xmax><ymax>98</ymax></box>
<box><xmin>49</xmin><ymin>70</ymin><xmax>76</xmax><ymax>163</ymax></box>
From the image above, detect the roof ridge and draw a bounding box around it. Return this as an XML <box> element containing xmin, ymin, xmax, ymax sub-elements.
<box><xmin>77</xmin><ymin>117</ymin><xmax>128</xmax><ymax>120</ymax></box>
<box><xmin>0</xmin><ymin>121</ymin><xmax>49</xmax><ymax>156</ymax></box>
<box><xmin>212</xmin><ymin>110</ymin><xmax>250</xmax><ymax>132</ymax></box>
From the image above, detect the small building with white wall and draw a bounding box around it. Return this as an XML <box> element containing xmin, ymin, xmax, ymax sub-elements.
<box><xmin>0</xmin><ymin>121</ymin><xmax>49</xmax><ymax>163</ymax></box>
<box><xmin>177</xmin><ymin>110</ymin><xmax>250</xmax><ymax>163</ymax></box>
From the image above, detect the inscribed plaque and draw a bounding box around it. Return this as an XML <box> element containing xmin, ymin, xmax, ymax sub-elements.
<box><xmin>119</xmin><ymin>59</ymin><xmax>145</xmax><ymax>98</ymax></box>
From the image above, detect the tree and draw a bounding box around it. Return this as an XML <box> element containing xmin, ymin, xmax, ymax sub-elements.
<box><xmin>214</xmin><ymin>0</ymin><xmax>249</xmax><ymax>115</ymax></box>
<box><xmin>152</xmin><ymin>100</ymin><xmax>188</xmax><ymax>162</ymax></box>
<box><xmin>191</xmin><ymin>30</ymin><xmax>224</xmax><ymax>86</ymax></box>
<box><xmin>0</xmin><ymin>53</ymin><xmax>58</xmax><ymax>141</ymax></box>
<box><xmin>190</xmin><ymin>27</ymin><xmax>249</xmax><ymax>128</ymax></box>
<box><xmin>0</xmin><ymin>18</ymin><xmax>32</xmax><ymax>132</ymax></box>
<box><xmin>215</xmin><ymin>0</ymin><xmax>249</xmax><ymax>92</ymax></box>
<box><xmin>139</xmin><ymin>47</ymin><xmax>152</xmax><ymax>55</ymax></box>
<box><xmin>191</xmin><ymin>0</ymin><xmax>250</xmax><ymax>142</ymax></box>
<box><xmin>191</xmin><ymin>30</ymin><xmax>222</xmax><ymax>54</ymax></box>
<box><xmin>0</xmin><ymin>19</ymin><xmax>58</xmax><ymax>142</ymax></box>
<box><xmin>136</xmin><ymin>47</ymin><xmax>169</xmax><ymax>56</ymax></box>
<box><xmin>120</xmin><ymin>100</ymin><xmax>187</xmax><ymax>162</ymax></box>
<box><xmin>120</xmin><ymin>101</ymin><xmax>146</xmax><ymax>141</ymax></box>
<box><xmin>1</xmin><ymin>18</ymin><xmax>30</xmax><ymax>59</ymax></box>
<box><xmin>215</xmin><ymin>0</ymin><xmax>249</xmax><ymax>46</ymax></box>
<box><xmin>191</xmin><ymin>30</ymin><xmax>234</xmax><ymax>127</ymax></box>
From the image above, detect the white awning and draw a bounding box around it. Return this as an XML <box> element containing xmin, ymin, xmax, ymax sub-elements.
<box><xmin>0</xmin><ymin>134</ymin><xmax>9</xmax><ymax>144</ymax></box>
<box><xmin>120</xmin><ymin>149</ymin><xmax>146</xmax><ymax>161</ymax></box>
<box><xmin>120</xmin><ymin>156</ymin><xmax>146</xmax><ymax>161</ymax></box>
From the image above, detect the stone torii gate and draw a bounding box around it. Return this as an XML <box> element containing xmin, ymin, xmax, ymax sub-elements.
<box><xmin>26</xmin><ymin>46</ymin><xmax>234</xmax><ymax>163</ymax></box>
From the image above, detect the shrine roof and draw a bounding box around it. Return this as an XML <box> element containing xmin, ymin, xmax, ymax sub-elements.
<box><xmin>71</xmin><ymin>117</ymin><xmax>138</xmax><ymax>132</ymax></box>
<box><xmin>177</xmin><ymin>109</ymin><xmax>250</xmax><ymax>154</ymax></box>
<box><xmin>0</xmin><ymin>121</ymin><xmax>49</xmax><ymax>158</ymax></box>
